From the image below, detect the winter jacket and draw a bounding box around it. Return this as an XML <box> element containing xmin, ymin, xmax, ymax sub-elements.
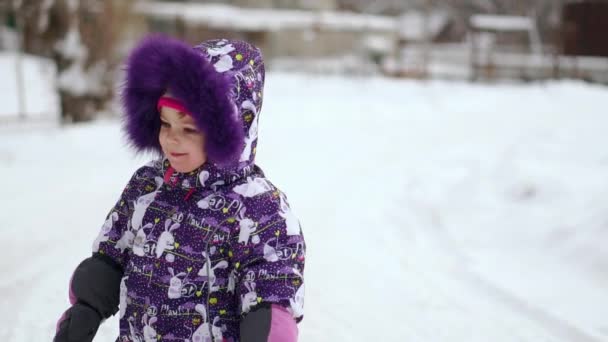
<box><xmin>55</xmin><ymin>35</ymin><xmax>305</xmax><ymax>342</ymax></box>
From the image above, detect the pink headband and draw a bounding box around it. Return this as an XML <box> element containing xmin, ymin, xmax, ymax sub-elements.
<box><xmin>157</xmin><ymin>96</ymin><xmax>192</xmax><ymax>116</ymax></box>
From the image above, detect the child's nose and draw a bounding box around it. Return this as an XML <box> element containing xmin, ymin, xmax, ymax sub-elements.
<box><xmin>166</xmin><ymin>129</ymin><xmax>180</xmax><ymax>143</ymax></box>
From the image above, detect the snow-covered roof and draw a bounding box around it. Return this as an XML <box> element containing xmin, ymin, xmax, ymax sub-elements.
<box><xmin>135</xmin><ymin>2</ymin><xmax>397</xmax><ymax>33</ymax></box>
<box><xmin>398</xmin><ymin>11</ymin><xmax>450</xmax><ymax>41</ymax></box>
<box><xmin>470</xmin><ymin>14</ymin><xmax>535</xmax><ymax>32</ymax></box>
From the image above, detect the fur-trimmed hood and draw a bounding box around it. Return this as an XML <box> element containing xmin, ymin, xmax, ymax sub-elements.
<box><xmin>121</xmin><ymin>34</ymin><xmax>265</xmax><ymax>168</ymax></box>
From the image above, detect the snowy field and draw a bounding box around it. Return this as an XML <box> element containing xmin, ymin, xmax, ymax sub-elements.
<box><xmin>1</xmin><ymin>68</ymin><xmax>608</xmax><ymax>341</ymax></box>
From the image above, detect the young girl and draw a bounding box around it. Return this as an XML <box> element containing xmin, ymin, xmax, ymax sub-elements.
<box><xmin>54</xmin><ymin>35</ymin><xmax>305</xmax><ymax>342</ymax></box>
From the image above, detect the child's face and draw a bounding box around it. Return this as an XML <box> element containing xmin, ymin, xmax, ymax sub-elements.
<box><xmin>159</xmin><ymin>107</ymin><xmax>207</xmax><ymax>173</ymax></box>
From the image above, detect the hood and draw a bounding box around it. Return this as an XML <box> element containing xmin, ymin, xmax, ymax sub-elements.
<box><xmin>121</xmin><ymin>34</ymin><xmax>265</xmax><ymax>169</ymax></box>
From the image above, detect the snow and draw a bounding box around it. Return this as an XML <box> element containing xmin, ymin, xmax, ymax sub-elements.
<box><xmin>0</xmin><ymin>52</ymin><xmax>60</xmax><ymax>120</ymax></box>
<box><xmin>470</xmin><ymin>14</ymin><xmax>535</xmax><ymax>32</ymax></box>
<box><xmin>316</xmin><ymin>11</ymin><xmax>395</xmax><ymax>32</ymax></box>
<box><xmin>398</xmin><ymin>10</ymin><xmax>450</xmax><ymax>41</ymax></box>
<box><xmin>136</xmin><ymin>2</ymin><xmax>396</xmax><ymax>33</ymax></box>
<box><xmin>52</xmin><ymin>27</ymin><xmax>106</xmax><ymax>96</ymax></box>
<box><xmin>137</xmin><ymin>2</ymin><xmax>310</xmax><ymax>31</ymax></box>
<box><xmin>57</xmin><ymin>59</ymin><xmax>107</xmax><ymax>97</ymax></box>
<box><xmin>54</xmin><ymin>27</ymin><xmax>87</xmax><ymax>60</ymax></box>
<box><xmin>362</xmin><ymin>34</ymin><xmax>394</xmax><ymax>53</ymax></box>
<box><xmin>2</xmin><ymin>66</ymin><xmax>608</xmax><ymax>341</ymax></box>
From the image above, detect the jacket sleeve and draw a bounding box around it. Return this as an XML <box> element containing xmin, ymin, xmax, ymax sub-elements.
<box><xmin>230</xmin><ymin>191</ymin><xmax>306</xmax><ymax>325</ymax></box>
<box><xmin>55</xmin><ymin>166</ymin><xmax>154</xmax><ymax>339</ymax></box>
<box><xmin>92</xmin><ymin>168</ymin><xmax>142</xmax><ymax>269</ymax></box>
<box><xmin>55</xmin><ymin>168</ymin><xmax>145</xmax><ymax>336</ymax></box>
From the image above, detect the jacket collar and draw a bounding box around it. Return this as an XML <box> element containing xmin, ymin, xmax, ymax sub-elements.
<box><xmin>159</xmin><ymin>158</ymin><xmax>257</xmax><ymax>191</ymax></box>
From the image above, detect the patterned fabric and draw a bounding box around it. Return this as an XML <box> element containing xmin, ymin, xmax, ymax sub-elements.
<box><xmin>95</xmin><ymin>159</ymin><xmax>305</xmax><ymax>342</ymax></box>
<box><xmin>94</xmin><ymin>37</ymin><xmax>305</xmax><ymax>342</ymax></box>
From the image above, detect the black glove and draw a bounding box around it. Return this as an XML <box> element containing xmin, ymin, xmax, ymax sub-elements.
<box><xmin>54</xmin><ymin>302</ymin><xmax>102</xmax><ymax>342</ymax></box>
<box><xmin>54</xmin><ymin>253</ymin><xmax>124</xmax><ymax>342</ymax></box>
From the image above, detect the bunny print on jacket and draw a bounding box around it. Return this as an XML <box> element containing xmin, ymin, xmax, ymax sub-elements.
<box><xmin>95</xmin><ymin>158</ymin><xmax>305</xmax><ymax>341</ymax></box>
<box><xmin>83</xmin><ymin>36</ymin><xmax>306</xmax><ymax>342</ymax></box>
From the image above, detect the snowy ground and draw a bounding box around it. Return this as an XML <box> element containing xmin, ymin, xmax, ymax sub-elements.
<box><xmin>1</xmin><ymin>71</ymin><xmax>608</xmax><ymax>341</ymax></box>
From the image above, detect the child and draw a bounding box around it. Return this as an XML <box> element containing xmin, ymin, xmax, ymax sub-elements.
<box><xmin>54</xmin><ymin>35</ymin><xmax>306</xmax><ymax>342</ymax></box>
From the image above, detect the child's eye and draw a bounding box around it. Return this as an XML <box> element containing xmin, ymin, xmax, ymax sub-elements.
<box><xmin>184</xmin><ymin>127</ymin><xmax>199</xmax><ymax>134</ymax></box>
<box><xmin>160</xmin><ymin>121</ymin><xmax>170</xmax><ymax>128</ymax></box>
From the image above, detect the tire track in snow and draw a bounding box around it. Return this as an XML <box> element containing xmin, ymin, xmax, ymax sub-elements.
<box><xmin>402</xmin><ymin>196</ymin><xmax>602</xmax><ymax>342</ymax></box>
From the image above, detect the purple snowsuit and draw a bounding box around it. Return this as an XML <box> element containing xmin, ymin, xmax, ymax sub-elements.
<box><xmin>93</xmin><ymin>36</ymin><xmax>305</xmax><ymax>341</ymax></box>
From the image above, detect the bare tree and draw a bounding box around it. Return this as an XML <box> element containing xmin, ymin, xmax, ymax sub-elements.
<box><xmin>13</xmin><ymin>0</ymin><xmax>136</xmax><ymax>122</ymax></box>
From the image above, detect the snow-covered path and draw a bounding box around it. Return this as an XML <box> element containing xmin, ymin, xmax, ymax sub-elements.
<box><xmin>1</xmin><ymin>73</ymin><xmax>607</xmax><ymax>341</ymax></box>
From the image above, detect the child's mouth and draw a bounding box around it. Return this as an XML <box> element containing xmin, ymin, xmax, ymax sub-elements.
<box><xmin>170</xmin><ymin>152</ymin><xmax>187</xmax><ymax>158</ymax></box>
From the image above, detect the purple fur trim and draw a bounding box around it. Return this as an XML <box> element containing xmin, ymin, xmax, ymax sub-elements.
<box><xmin>120</xmin><ymin>34</ymin><xmax>244</xmax><ymax>166</ymax></box>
